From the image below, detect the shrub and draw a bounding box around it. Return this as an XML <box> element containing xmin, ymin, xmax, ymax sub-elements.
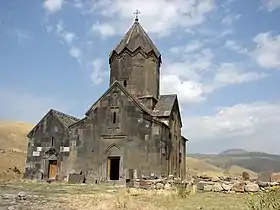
<box><xmin>246</xmin><ymin>187</ymin><xmax>280</xmax><ymax>210</ymax></box>
<box><xmin>177</xmin><ymin>184</ymin><xmax>192</xmax><ymax>198</ymax></box>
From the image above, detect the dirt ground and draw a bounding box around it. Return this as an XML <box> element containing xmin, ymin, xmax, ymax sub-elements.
<box><xmin>0</xmin><ymin>180</ymin><xmax>251</xmax><ymax>210</ymax></box>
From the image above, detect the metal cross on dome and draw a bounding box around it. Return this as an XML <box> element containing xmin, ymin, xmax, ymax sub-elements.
<box><xmin>134</xmin><ymin>9</ymin><xmax>140</xmax><ymax>21</ymax></box>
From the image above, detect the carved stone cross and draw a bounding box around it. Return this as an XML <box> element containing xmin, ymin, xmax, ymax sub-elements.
<box><xmin>133</xmin><ymin>9</ymin><xmax>140</xmax><ymax>21</ymax></box>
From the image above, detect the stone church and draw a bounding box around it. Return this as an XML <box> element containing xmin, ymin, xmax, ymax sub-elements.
<box><xmin>24</xmin><ymin>17</ymin><xmax>188</xmax><ymax>183</ymax></box>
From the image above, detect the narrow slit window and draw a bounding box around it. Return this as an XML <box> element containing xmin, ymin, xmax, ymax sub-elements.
<box><xmin>124</xmin><ymin>80</ymin><xmax>127</xmax><ymax>87</ymax></box>
<box><xmin>112</xmin><ymin>112</ymin><xmax>117</xmax><ymax>124</ymax></box>
<box><xmin>51</xmin><ymin>137</ymin><xmax>54</xmax><ymax>146</ymax></box>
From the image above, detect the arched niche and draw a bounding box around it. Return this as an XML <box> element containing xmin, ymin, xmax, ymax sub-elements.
<box><xmin>105</xmin><ymin>143</ymin><xmax>121</xmax><ymax>157</ymax></box>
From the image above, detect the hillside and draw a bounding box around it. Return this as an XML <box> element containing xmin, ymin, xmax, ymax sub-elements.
<box><xmin>0</xmin><ymin>121</ymin><xmax>33</xmax><ymax>180</ymax></box>
<box><xmin>189</xmin><ymin>149</ymin><xmax>280</xmax><ymax>173</ymax></box>
<box><xmin>186</xmin><ymin>157</ymin><xmax>257</xmax><ymax>178</ymax></box>
<box><xmin>219</xmin><ymin>149</ymin><xmax>248</xmax><ymax>155</ymax></box>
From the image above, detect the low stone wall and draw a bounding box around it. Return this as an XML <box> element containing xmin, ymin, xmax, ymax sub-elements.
<box><xmin>126</xmin><ymin>175</ymin><xmax>280</xmax><ymax>193</ymax></box>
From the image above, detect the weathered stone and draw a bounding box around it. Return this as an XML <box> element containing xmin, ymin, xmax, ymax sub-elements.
<box><xmin>270</xmin><ymin>182</ymin><xmax>279</xmax><ymax>186</ymax></box>
<box><xmin>242</xmin><ymin>172</ymin><xmax>250</xmax><ymax>181</ymax></box>
<box><xmin>164</xmin><ymin>183</ymin><xmax>172</xmax><ymax>190</ymax></box>
<box><xmin>2</xmin><ymin>194</ymin><xmax>16</xmax><ymax>200</ymax></box>
<box><xmin>133</xmin><ymin>181</ymin><xmax>140</xmax><ymax>188</ymax></box>
<box><xmin>257</xmin><ymin>181</ymin><xmax>269</xmax><ymax>187</ymax></box>
<box><xmin>17</xmin><ymin>191</ymin><xmax>27</xmax><ymax>200</ymax></box>
<box><xmin>232</xmin><ymin>182</ymin><xmax>245</xmax><ymax>193</ymax></box>
<box><xmin>68</xmin><ymin>174</ymin><xmax>85</xmax><ymax>184</ymax></box>
<box><xmin>197</xmin><ymin>182</ymin><xmax>205</xmax><ymax>190</ymax></box>
<box><xmin>245</xmin><ymin>183</ymin><xmax>259</xmax><ymax>192</ymax></box>
<box><xmin>211</xmin><ymin>177</ymin><xmax>220</xmax><ymax>182</ymax></box>
<box><xmin>155</xmin><ymin>183</ymin><xmax>164</xmax><ymax>189</ymax></box>
<box><xmin>222</xmin><ymin>183</ymin><xmax>233</xmax><ymax>191</ymax></box>
<box><xmin>212</xmin><ymin>183</ymin><xmax>223</xmax><ymax>192</ymax></box>
<box><xmin>204</xmin><ymin>185</ymin><xmax>212</xmax><ymax>191</ymax></box>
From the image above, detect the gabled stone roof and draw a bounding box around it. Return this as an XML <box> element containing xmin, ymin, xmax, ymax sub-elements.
<box><xmin>109</xmin><ymin>20</ymin><xmax>161</xmax><ymax>60</ymax></box>
<box><xmin>27</xmin><ymin>109</ymin><xmax>80</xmax><ymax>138</ymax></box>
<box><xmin>153</xmin><ymin>94</ymin><xmax>177</xmax><ymax>117</ymax></box>
<box><xmin>51</xmin><ymin>109</ymin><xmax>80</xmax><ymax>128</ymax></box>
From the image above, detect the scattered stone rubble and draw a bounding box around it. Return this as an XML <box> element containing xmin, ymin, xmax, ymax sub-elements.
<box><xmin>125</xmin><ymin>172</ymin><xmax>280</xmax><ymax>193</ymax></box>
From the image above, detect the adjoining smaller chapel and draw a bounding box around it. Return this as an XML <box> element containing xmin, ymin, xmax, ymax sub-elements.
<box><xmin>24</xmin><ymin>15</ymin><xmax>188</xmax><ymax>183</ymax></box>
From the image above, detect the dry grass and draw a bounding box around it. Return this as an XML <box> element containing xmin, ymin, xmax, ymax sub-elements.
<box><xmin>0</xmin><ymin>121</ymin><xmax>33</xmax><ymax>180</ymax></box>
<box><xmin>0</xmin><ymin>180</ymin><xmax>251</xmax><ymax>210</ymax></box>
<box><xmin>227</xmin><ymin>165</ymin><xmax>258</xmax><ymax>179</ymax></box>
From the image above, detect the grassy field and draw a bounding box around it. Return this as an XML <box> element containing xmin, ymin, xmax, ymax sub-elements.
<box><xmin>0</xmin><ymin>180</ymin><xmax>252</xmax><ymax>210</ymax></box>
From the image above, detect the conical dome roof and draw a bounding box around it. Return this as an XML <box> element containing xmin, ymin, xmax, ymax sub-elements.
<box><xmin>110</xmin><ymin>20</ymin><xmax>161</xmax><ymax>60</ymax></box>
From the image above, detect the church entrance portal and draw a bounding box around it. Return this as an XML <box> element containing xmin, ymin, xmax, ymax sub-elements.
<box><xmin>48</xmin><ymin>160</ymin><xmax>57</xmax><ymax>179</ymax></box>
<box><xmin>108</xmin><ymin>156</ymin><xmax>120</xmax><ymax>180</ymax></box>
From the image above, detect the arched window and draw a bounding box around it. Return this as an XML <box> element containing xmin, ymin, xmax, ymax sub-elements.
<box><xmin>124</xmin><ymin>80</ymin><xmax>127</xmax><ymax>87</ymax></box>
<box><xmin>112</xmin><ymin>112</ymin><xmax>116</xmax><ymax>124</ymax></box>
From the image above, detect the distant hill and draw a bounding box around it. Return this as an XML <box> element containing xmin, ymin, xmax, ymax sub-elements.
<box><xmin>186</xmin><ymin>157</ymin><xmax>257</xmax><ymax>178</ymax></box>
<box><xmin>219</xmin><ymin>149</ymin><xmax>248</xmax><ymax>155</ymax></box>
<box><xmin>189</xmin><ymin>149</ymin><xmax>280</xmax><ymax>174</ymax></box>
<box><xmin>0</xmin><ymin>121</ymin><xmax>33</xmax><ymax>180</ymax></box>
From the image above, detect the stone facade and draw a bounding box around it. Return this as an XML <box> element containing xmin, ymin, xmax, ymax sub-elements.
<box><xmin>24</xmin><ymin>18</ymin><xmax>187</xmax><ymax>183</ymax></box>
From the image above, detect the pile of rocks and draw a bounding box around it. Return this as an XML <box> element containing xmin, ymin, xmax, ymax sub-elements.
<box><xmin>126</xmin><ymin>175</ymin><xmax>186</xmax><ymax>190</ymax></box>
<box><xmin>126</xmin><ymin>174</ymin><xmax>280</xmax><ymax>193</ymax></box>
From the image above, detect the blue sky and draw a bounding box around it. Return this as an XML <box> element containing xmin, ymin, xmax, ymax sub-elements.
<box><xmin>0</xmin><ymin>0</ymin><xmax>280</xmax><ymax>154</ymax></box>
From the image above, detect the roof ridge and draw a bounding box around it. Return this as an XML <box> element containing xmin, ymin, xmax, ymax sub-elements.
<box><xmin>51</xmin><ymin>109</ymin><xmax>80</xmax><ymax>121</ymax></box>
<box><xmin>84</xmin><ymin>81</ymin><xmax>166</xmax><ymax>127</ymax></box>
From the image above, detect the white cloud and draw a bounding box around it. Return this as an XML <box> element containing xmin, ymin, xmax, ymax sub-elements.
<box><xmin>90</xmin><ymin>59</ymin><xmax>107</xmax><ymax>85</ymax></box>
<box><xmin>252</xmin><ymin>32</ymin><xmax>280</xmax><ymax>70</ymax></box>
<box><xmin>89</xmin><ymin>0</ymin><xmax>215</xmax><ymax>37</ymax></box>
<box><xmin>219</xmin><ymin>29</ymin><xmax>233</xmax><ymax>38</ymax></box>
<box><xmin>43</xmin><ymin>0</ymin><xmax>64</xmax><ymax>13</ymax></box>
<box><xmin>69</xmin><ymin>47</ymin><xmax>81</xmax><ymax>58</ymax></box>
<box><xmin>161</xmin><ymin>49</ymin><xmax>267</xmax><ymax>104</ymax></box>
<box><xmin>221</xmin><ymin>13</ymin><xmax>241</xmax><ymax>26</ymax></box>
<box><xmin>161</xmin><ymin>74</ymin><xmax>205</xmax><ymax>103</ymax></box>
<box><xmin>92</xmin><ymin>22</ymin><xmax>116</xmax><ymax>37</ymax></box>
<box><xmin>261</xmin><ymin>0</ymin><xmax>280</xmax><ymax>11</ymax></box>
<box><xmin>224</xmin><ymin>40</ymin><xmax>248</xmax><ymax>54</ymax></box>
<box><xmin>160</xmin><ymin>48</ymin><xmax>214</xmax><ymax>103</ymax></box>
<box><xmin>63</xmin><ymin>32</ymin><xmax>76</xmax><ymax>45</ymax></box>
<box><xmin>184</xmin><ymin>102</ymin><xmax>280</xmax><ymax>154</ymax></box>
<box><xmin>212</xmin><ymin>63</ymin><xmax>268</xmax><ymax>88</ymax></box>
<box><xmin>55</xmin><ymin>22</ymin><xmax>77</xmax><ymax>45</ymax></box>
<box><xmin>169</xmin><ymin>40</ymin><xmax>204</xmax><ymax>54</ymax></box>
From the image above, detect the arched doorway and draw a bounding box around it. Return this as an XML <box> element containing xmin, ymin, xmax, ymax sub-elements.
<box><xmin>105</xmin><ymin>144</ymin><xmax>122</xmax><ymax>181</ymax></box>
<box><xmin>44</xmin><ymin>148</ymin><xmax>59</xmax><ymax>179</ymax></box>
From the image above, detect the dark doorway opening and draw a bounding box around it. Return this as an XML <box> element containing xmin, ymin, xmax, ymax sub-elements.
<box><xmin>108</xmin><ymin>156</ymin><xmax>120</xmax><ymax>180</ymax></box>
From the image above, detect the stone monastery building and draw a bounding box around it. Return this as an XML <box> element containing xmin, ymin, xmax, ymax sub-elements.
<box><xmin>24</xmin><ymin>16</ymin><xmax>188</xmax><ymax>182</ymax></box>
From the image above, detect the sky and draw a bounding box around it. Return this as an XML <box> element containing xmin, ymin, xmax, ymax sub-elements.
<box><xmin>0</xmin><ymin>0</ymin><xmax>280</xmax><ymax>154</ymax></box>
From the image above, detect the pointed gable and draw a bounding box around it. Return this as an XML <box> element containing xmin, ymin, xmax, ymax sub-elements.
<box><xmin>109</xmin><ymin>20</ymin><xmax>161</xmax><ymax>61</ymax></box>
<box><xmin>85</xmin><ymin>81</ymin><xmax>151</xmax><ymax>116</ymax></box>
<box><xmin>27</xmin><ymin>109</ymin><xmax>80</xmax><ymax>138</ymax></box>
